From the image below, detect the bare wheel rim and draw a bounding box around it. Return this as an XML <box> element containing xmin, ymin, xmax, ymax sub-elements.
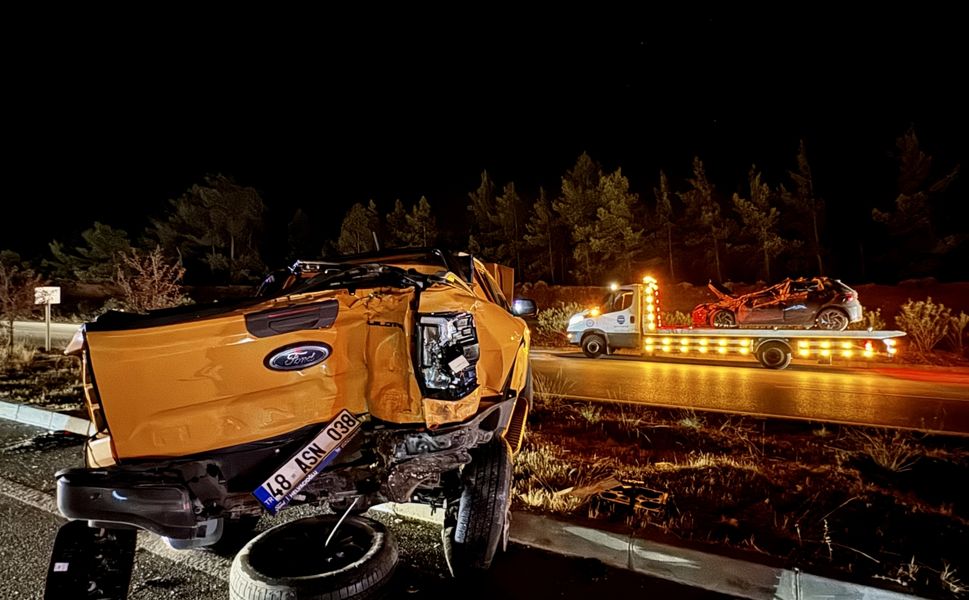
<box><xmin>817</xmin><ymin>309</ymin><xmax>848</xmax><ymax>330</ymax></box>
<box><xmin>713</xmin><ymin>311</ymin><xmax>735</xmax><ymax>327</ymax></box>
<box><xmin>246</xmin><ymin>517</ymin><xmax>375</xmax><ymax>578</ymax></box>
<box><xmin>586</xmin><ymin>340</ymin><xmax>601</xmax><ymax>353</ymax></box>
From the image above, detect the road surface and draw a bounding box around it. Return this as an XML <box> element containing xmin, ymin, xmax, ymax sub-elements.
<box><xmin>532</xmin><ymin>349</ymin><xmax>969</xmax><ymax>435</ymax></box>
<box><xmin>0</xmin><ymin>420</ymin><xmax>736</xmax><ymax>599</ymax></box>
<box><xmin>10</xmin><ymin>321</ymin><xmax>79</xmax><ymax>346</ymax></box>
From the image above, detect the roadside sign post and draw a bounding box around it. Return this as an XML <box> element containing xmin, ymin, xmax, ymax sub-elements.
<box><xmin>34</xmin><ymin>287</ymin><xmax>61</xmax><ymax>351</ymax></box>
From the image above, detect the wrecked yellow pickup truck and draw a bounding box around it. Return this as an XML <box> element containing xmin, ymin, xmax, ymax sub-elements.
<box><xmin>53</xmin><ymin>249</ymin><xmax>535</xmax><ymax>591</ymax></box>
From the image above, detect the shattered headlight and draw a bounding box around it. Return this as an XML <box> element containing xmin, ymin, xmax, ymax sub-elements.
<box><xmin>417</xmin><ymin>312</ymin><xmax>479</xmax><ymax>400</ymax></box>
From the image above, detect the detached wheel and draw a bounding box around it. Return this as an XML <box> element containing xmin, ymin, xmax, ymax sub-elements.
<box><xmin>582</xmin><ymin>334</ymin><xmax>606</xmax><ymax>358</ymax></box>
<box><xmin>815</xmin><ymin>307</ymin><xmax>849</xmax><ymax>331</ymax></box>
<box><xmin>442</xmin><ymin>437</ymin><xmax>513</xmax><ymax>578</ymax></box>
<box><xmin>229</xmin><ymin>514</ymin><xmax>397</xmax><ymax>600</ymax></box>
<box><xmin>711</xmin><ymin>310</ymin><xmax>736</xmax><ymax>328</ymax></box>
<box><xmin>756</xmin><ymin>341</ymin><xmax>793</xmax><ymax>370</ymax></box>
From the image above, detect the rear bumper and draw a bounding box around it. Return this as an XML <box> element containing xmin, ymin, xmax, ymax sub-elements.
<box><xmin>58</xmin><ymin>398</ymin><xmax>517</xmax><ymax>541</ymax></box>
<box><xmin>56</xmin><ymin>468</ymin><xmax>200</xmax><ymax>539</ymax></box>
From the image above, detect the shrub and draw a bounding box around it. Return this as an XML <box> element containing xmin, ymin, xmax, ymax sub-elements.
<box><xmin>849</xmin><ymin>307</ymin><xmax>886</xmax><ymax>331</ymax></box>
<box><xmin>895</xmin><ymin>298</ymin><xmax>951</xmax><ymax>356</ymax></box>
<box><xmin>115</xmin><ymin>247</ymin><xmax>190</xmax><ymax>313</ymax></box>
<box><xmin>535</xmin><ymin>301</ymin><xmax>584</xmax><ymax>341</ymax></box>
<box><xmin>661</xmin><ymin>310</ymin><xmax>692</xmax><ymax>327</ymax></box>
<box><xmin>947</xmin><ymin>312</ymin><xmax>968</xmax><ymax>355</ymax></box>
<box><xmin>0</xmin><ymin>340</ymin><xmax>37</xmax><ymax>367</ymax></box>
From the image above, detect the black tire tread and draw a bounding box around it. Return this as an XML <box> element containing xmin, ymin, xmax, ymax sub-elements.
<box><xmin>582</xmin><ymin>334</ymin><xmax>606</xmax><ymax>358</ymax></box>
<box><xmin>229</xmin><ymin>515</ymin><xmax>397</xmax><ymax>600</ymax></box>
<box><xmin>448</xmin><ymin>437</ymin><xmax>513</xmax><ymax>576</ymax></box>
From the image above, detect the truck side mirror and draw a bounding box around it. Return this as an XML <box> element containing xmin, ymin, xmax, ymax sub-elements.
<box><xmin>511</xmin><ymin>298</ymin><xmax>537</xmax><ymax>318</ymax></box>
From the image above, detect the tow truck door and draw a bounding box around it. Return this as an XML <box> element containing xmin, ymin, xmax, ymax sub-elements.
<box><xmin>599</xmin><ymin>288</ymin><xmax>637</xmax><ymax>347</ymax></box>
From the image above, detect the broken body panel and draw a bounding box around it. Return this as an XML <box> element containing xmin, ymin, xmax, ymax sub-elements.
<box><xmin>57</xmin><ymin>250</ymin><xmax>531</xmax><ymax>547</ymax></box>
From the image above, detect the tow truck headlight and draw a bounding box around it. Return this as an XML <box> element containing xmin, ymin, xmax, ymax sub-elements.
<box><xmin>417</xmin><ymin>312</ymin><xmax>479</xmax><ymax>400</ymax></box>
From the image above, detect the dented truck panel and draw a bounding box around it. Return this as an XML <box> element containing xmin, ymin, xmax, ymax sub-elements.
<box><xmin>57</xmin><ymin>250</ymin><xmax>532</xmax><ymax>546</ymax></box>
<box><xmin>80</xmin><ymin>255</ymin><xmax>528</xmax><ymax>460</ymax></box>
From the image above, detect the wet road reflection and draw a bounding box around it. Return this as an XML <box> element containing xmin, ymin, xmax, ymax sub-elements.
<box><xmin>531</xmin><ymin>351</ymin><xmax>969</xmax><ymax>434</ymax></box>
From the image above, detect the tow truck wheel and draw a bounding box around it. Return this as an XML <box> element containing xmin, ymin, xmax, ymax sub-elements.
<box><xmin>229</xmin><ymin>514</ymin><xmax>397</xmax><ymax>600</ymax></box>
<box><xmin>442</xmin><ymin>437</ymin><xmax>513</xmax><ymax>578</ymax></box>
<box><xmin>756</xmin><ymin>341</ymin><xmax>793</xmax><ymax>370</ymax></box>
<box><xmin>582</xmin><ymin>334</ymin><xmax>606</xmax><ymax>358</ymax></box>
<box><xmin>711</xmin><ymin>310</ymin><xmax>736</xmax><ymax>328</ymax></box>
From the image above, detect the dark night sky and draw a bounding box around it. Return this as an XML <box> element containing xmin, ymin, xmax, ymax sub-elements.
<box><xmin>4</xmin><ymin>8</ymin><xmax>967</xmax><ymax>274</ymax></box>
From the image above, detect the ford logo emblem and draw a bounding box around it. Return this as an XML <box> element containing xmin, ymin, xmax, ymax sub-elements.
<box><xmin>265</xmin><ymin>343</ymin><xmax>332</xmax><ymax>371</ymax></box>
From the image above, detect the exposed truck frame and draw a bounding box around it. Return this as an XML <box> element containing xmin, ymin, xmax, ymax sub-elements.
<box><xmin>566</xmin><ymin>277</ymin><xmax>904</xmax><ymax>369</ymax></box>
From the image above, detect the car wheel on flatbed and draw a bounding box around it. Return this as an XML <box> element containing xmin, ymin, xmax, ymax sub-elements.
<box><xmin>814</xmin><ymin>307</ymin><xmax>849</xmax><ymax>330</ymax></box>
<box><xmin>229</xmin><ymin>514</ymin><xmax>397</xmax><ymax>600</ymax></box>
<box><xmin>442</xmin><ymin>437</ymin><xmax>513</xmax><ymax>578</ymax></box>
<box><xmin>711</xmin><ymin>310</ymin><xmax>736</xmax><ymax>328</ymax></box>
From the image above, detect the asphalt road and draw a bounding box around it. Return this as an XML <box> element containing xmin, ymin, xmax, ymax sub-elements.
<box><xmin>10</xmin><ymin>321</ymin><xmax>79</xmax><ymax>347</ymax></box>
<box><xmin>532</xmin><ymin>349</ymin><xmax>969</xmax><ymax>435</ymax></box>
<box><xmin>0</xmin><ymin>420</ymin><xmax>737</xmax><ymax>599</ymax></box>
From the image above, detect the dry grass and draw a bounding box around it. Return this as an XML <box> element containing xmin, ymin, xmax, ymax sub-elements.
<box><xmin>0</xmin><ymin>341</ymin><xmax>37</xmax><ymax>367</ymax></box>
<box><xmin>532</xmin><ymin>369</ymin><xmax>576</xmax><ymax>414</ymax></box>
<box><xmin>514</xmin><ymin>401</ymin><xmax>968</xmax><ymax>599</ymax></box>
<box><xmin>675</xmin><ymin>408</ymin><xmax>705</xmax><ymax>430</ymax></box>
<box><xmin>847</xmin><ymin>428</ymin><xmax>923</xmax><ymax>472</ymax></box>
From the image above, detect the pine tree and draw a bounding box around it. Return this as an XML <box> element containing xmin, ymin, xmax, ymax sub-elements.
<box><xmin>553</xmin><ymin>152</ymin><xmax>604</xmax><ymax>283</ymax></box>
<box><xmin>467</xmin><ymin>171</ymin><xmax>501</xmax><ymax>259</ymax></box>
<box><xmin>148</xmin><ymin>174</ymin><xmax>266</xmax><ymax>281</ymax></box>
<box><xmin>336</xmin><ymin>201</ymin><xmax>380</xmax><ymax>254</ymax></box>
<box><xmin>47</xmin><ymin>222</ymin><xmax>133</xmax><ymax>282</ymax></box>
<box><xmin>781</xmin><ymin>140</ymin><xmax>825</xmax><ymax>275</ymax></box>
<box><xmin>524</xmin><ymin>188</ymin><xmax>564</xmax><ymax>283</ymax></box>
<box><xmin>678</xmin><ymin>157</ymin><xmax>729</xmax><ymax>282</ymax></box>
<box><xmin>577</xmin><ymin>169</ymin><xmax>644</xmax><ymax>281</ymax></box>
<box><xmin>653</xmin><ymin>171</ymin><xmax>676</xmax><ymax>281</ymax></box>
<box><xmin>286</xmin><ymin>209</ymin><xmax>315</xmax><ymax>260</ymax></box>
<box><xmin>496</xmin><ymin>182</ymin><xmax>526</xmax><ymax>273</ymax></box>
<box><xmin>405</xmin><ymin>196</ymin><xmax>438</xmax><ymax>247</ymax></box>
<box><xmin>734</xmin><ymin>167</ymin><xmax>788</xmax><ymax>281</ymax></box>
<box><xmin>385</xmin><ymin>199</ymin><xmax>410</xmax><ymax>247</ymax></box>
<box><xmin>872</xmin><ymin>127</ymin><xmax>961</xmax><ymax>277</ymax></box>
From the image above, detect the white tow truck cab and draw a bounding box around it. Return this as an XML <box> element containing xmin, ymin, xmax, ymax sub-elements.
<box><xmin>566</xmin><ymin>277</ymin><xmax>904</xmax><ymax>369</ymax></box>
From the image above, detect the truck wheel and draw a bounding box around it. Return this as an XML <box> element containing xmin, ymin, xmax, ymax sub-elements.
<box><xmin>229</xmin><ymin>514</ymin><xmax>397</xmax><ymax>600</ymax></box>
<box><xmin>711</xmin><ymin>310</ymin><xmax>736</xmax><ymax>328</ymax></box>
<box><xmin>442</xmin><ymin>437</ymin><xmax>513</xmax><ymax>578</ymax></box>
<box><xmin>756</xmin><ymin>341</ymin><xmax>792</xmax><ymax>370</ymax></box>
<box><xmin>582</xmin><ymin>334</ymin><xmax>606</xmax><ymax>358</ymax></box>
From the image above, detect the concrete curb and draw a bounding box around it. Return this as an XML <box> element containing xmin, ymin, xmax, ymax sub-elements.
<box><xmin>0</xmin><ymin>400</ymin><xmax>94</xmax><ymax>436</ymax></box>
<box><xmin>376</xmin><ymin>503</ymin><xmax>921</xmax><ymax>600</ymax></box>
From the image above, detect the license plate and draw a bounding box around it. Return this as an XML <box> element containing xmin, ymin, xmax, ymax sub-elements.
<box><xmin>252</xmin><ymin>409</ymin><xmax>361</xmax><ymax>514</ymax></box>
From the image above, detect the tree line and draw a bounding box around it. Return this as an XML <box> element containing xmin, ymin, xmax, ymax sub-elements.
<box><xmin>9</xmin><ymin>126</ymin><xmax>962</xmax><ymax>289</ymax></box>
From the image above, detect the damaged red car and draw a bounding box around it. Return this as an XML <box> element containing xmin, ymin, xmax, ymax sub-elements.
<box><xmin>691</xmin><ymin>277</ymin><xmax>863</xmax><ymax>330</ymax></box>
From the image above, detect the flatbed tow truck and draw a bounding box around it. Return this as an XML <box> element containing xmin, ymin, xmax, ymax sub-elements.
<box><xmin>566</xmin><ymin>277</ymin><xmax>904</xmax><ymax>369</ymax></box>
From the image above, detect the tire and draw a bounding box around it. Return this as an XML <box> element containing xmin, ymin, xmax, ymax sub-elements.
<box><xmin>814</xmin><ymin>307</ymin><xmax>849</xmax><ymax>331</ymax></box>
<box><xmin>229</xmin><ymin>514</ymin><xmax>397</xmax><ymax>600</ymax></box>
<box><xmin>756</xmin><ymin>341</ymin><xmax>792</xmax><ymax>370</ymax></box>
<box><xmin>442</xmin><ymin>437</ymin><xmax>513</xmax><ymax>578</ymax></box>
<box><xmin>711</xmin><ymin>309</ymin><xmax>736</xmax><ymax>328</ymax></box>
<box><xmin>582</xmin><ymin>334</ymin><xmax>606</xmax><ymax>358</ymax></box>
